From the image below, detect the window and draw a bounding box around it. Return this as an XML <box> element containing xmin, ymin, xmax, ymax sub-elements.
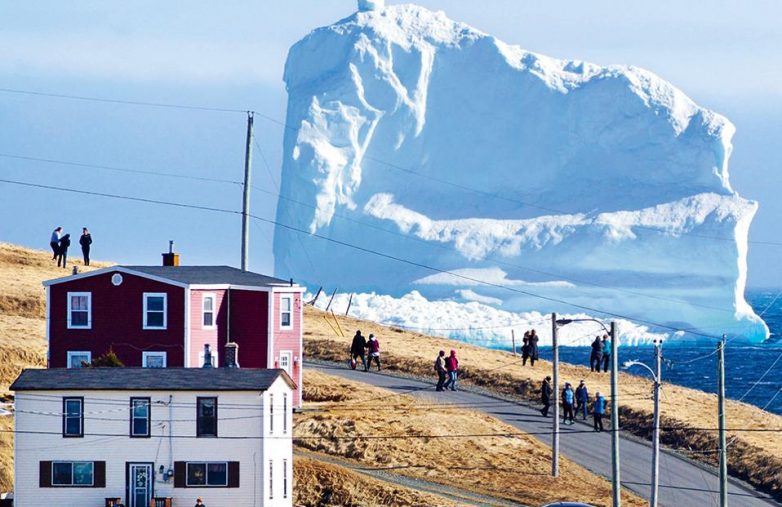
<box><xmin>67</xmin><ymin>351</ymin><xmax>91</xmax><ymax>368</ymax></box>
<box><xmin>186</xmin><ymin>462</ymin><xmax>227</xmax><ymax>486</ymax></box>
<box><xmin>67</xmin><ymin>292</ymin><xmax>91</xmax><ymax>329</ymax></box>
<box><xmin>283</xmin><ymin>393</ymin><xmax>288</xmax><ymax>434</ymax></box>
<box><xmin>143</xmin><ymin>293</ymin><xmax>167</xmax><ymax>329</ymax></box>
<box><xmin>52</xmin><ymin>461</ymin><xmax>94</xmax><ymax>486</ymax></box>
<box><xmin>269</xmin><ymin>393</ymin><xmax>274</xmax><ymax>434</ymax></box>
<box><xmin>269</xmin><ymin>460</ymin><xmax>273</xmax><ymax>499</ymax></box>
<box><xmin>283</xmin><ymin>459</ymin><xmax>288</xmax><ymax>498</ymax></box>
<box><xmin>198</xmin><ymin>349</ymin><xmax>218</xmax><ymax>368</ymax></box>
<box><xmin>196</xmin><ymin>397</ymin><xmax>217</xmax><ymax>437</ymax></box>
<box><xmin>280</xmin><ymin>296</ymin><xmax>292</xmax><ymax>328</ymax></box>
<box><xmin>130</xmin><ymin>397</ymin><xmax>150</xmax><ymax>437</ymax></box>
<box><xmin>142</xmin><ymin>351</ymin><xmax>167</xmax><ymax>368</ymax></box>
<box><xmin>202</xmin><ymin>294</ymin><xmax>215</xmax><ymax>328</ymax></box>
<box><xmin>63</xmin><ymin>397</ymin><xmax>83</xmax><ymax>437</ymax></box>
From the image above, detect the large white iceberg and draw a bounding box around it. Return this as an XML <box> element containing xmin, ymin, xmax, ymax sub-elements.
<box><xmin>274</xmin><ymin>2</ymin><xmax>768</xmax><ymax>342</ymax></box>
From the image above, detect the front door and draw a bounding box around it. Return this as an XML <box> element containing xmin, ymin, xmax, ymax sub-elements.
<box><xmin>127</xmin><ymin>463</ymin><xmax>153</xmax><ymax>507</ymax></box>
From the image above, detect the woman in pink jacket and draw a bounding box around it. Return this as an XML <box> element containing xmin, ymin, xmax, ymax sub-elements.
<box><xmin>443</xmin><ymin>350</ymin><xmax>459</xmax><ymax>391</ymax></box>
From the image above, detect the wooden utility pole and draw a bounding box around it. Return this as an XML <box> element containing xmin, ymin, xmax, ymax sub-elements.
<box><xmin>718</xmin><ymin>335</ymin><xmax>728</xmax><ymax>507</ymax></box>
<box><xmin>651</xmin><ymin>340</ymin><xmax>662</xmax><ymax>507</ymax></box>
<box><xmin>551</xmin><ymin>313</ymin><xmax>560</xmax><ymax>477</ymax></box>
<box><xmin>611</xmin><ymin>321</ymin><xmax>621</xmax><ymax>507</ymax></box>
<box><xmin>240</xmin><ymin>111</ymin><xmax>254</xmax><ymax>271</ymax></box>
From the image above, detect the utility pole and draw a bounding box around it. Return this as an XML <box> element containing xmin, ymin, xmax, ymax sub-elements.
<box><xmin>718</xmin><ymin>335</ymin><xmax>728</xmax><ymax>507</ymax></box>
<box><xmin>651</xmin><ymin>340</ymin><xmax>662</xmax><ymax>507</ymax></box>
<box><xmin>611</xmin><ymin>321</ymin><xmax>621</xmax><ymax>507</ymax></box>
<box><xmin>240</xmin><ymin>111</ymin><xmax>254</xmax><ymax>272</ymax></box>
<box><xmin>551</xmin><ymin>312</ymin><xmax>560</xmax><ymax>477</ymax></box>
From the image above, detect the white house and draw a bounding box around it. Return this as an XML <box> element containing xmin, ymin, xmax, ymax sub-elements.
<box><xmin>11</xmin><ymin>366</ymin><xmax>294</xmax><ymax>507</ymax></box>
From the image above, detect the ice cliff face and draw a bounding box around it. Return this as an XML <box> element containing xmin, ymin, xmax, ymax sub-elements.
<box><xmin>274</xmin><ymin>3</ymin><xmax>768</xmax><ymax>342</ymax></box>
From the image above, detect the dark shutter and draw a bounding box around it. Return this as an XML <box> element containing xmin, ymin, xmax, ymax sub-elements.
<box><xmin>39</xmin><ymin>461</ymin><xmax>52</xmax><ymax>487</ymax></box>
<box><xmin>93</xmin><ymin>461</ymin><xmax>106</xmax><ymax>487</ymax></box>
<box><xmin>227</xmin><ymin>461</ymin><xmax>240</xmax><ymax>488</ymax></box>
<box><xmin>174</xmin><ymin>461</ymin><xmax>186</xmax><ymax>488</ymax></box>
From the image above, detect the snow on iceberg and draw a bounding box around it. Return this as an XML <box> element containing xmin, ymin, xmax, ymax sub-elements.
<box><xmin>275</xmin><ymin>2</ymin><xmax>768</xmax><ymax>342</ymax></box>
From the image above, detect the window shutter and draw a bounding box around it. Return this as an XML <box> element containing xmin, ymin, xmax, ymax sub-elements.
<box><xmin>227</xmin><ymin>461</ymin><xmax>240</xmax><ymax>488</ymax></box>
<box><xmin>93</xmin><ymin>461</ymin><xmax>106</xmax><ymax>487</ymax></box>
<box><xmin>39</xmin><ymin>461</ymin><xmax>52</xmax><ymax>487</ymax></box>
<box><xmin>174</xmin><ymin>461</ymin><xmax>186</xmax><ymax>488</ymax></box>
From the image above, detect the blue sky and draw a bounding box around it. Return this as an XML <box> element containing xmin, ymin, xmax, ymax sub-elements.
<box><xmin>1</xmin><ymin>0</ymin><xmax>780</xmax><ymax>286</ymax></box>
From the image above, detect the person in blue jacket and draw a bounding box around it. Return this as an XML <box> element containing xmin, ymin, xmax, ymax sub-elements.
<box><xmin>575</xmin><ymin>380</ymin><xmax>589</xmax><ymax>420</ymax></box>
<box><xmin>562</xmin><ymin>382</ymin><xmax>575</xmax><ymax>425</ymax></box>
<box><xmin>593</xmin><ymin>391</ymin><xmax>606</xmax><ymax>432</ymax></box>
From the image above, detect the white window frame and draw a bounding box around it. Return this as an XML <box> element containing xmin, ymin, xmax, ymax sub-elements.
<box><xmin>279</xmin><ymin>295</ymin><xmax>293</xmax><ymax>329</ymax></box>
<box><xmin>268</xmin><ymin>460</ymin><xmax>274</xmax><ymax>499</ymax></box>
<box><xmin>269</xmin><ymin>393</ymin><xmax>274</xmax><ymax>434</ymax></box>
<box><xmin>142</xmin><ymin>293</ymin><xmax>167</xmax><ymax>330</ymax></box>
<box><xmin>66</xmin><ymin>351</ymin><xmax>91</xmax><ymax>369</ymax></box>
<box><xmin>185</xmin><ymin>461</ymin><xmax>228</xmax><ymax>487</ymax></box>
<box><xmin>198</xmin><ymin>349</ymin><xmax>218</xmax><ymax>368</ymax></box>
<box><xmin>202</xmin><ymin>293</ymin><xmax>216</xmax><ymax>329</ymax></box>
<box><xmin>283</xmin><ymin>393</ymin><xmax>288</xmax><ymax>434</ymax></box>
<box><xmin>142</xmin><ymin>351</ymin><xmax>167</xmax><ymax>368</ymax></box>
<box><xmin>279</xmin><ymin>350</ymin><xmax>293</xmax><ymax>376</ymax></box>
<box><xmin>66</xmin><ymin>292</ymin><xmax>92</xmax><ymax>329</ymax></box>
<box><xmin>283</xmin><ymin>458</ymin><xmax>288</xmax><ymax>498</ymax></box>
<box><xmin>52</xmin><ymin>461</ymin><xmax>94</xmax><ymax>486</ymax></box>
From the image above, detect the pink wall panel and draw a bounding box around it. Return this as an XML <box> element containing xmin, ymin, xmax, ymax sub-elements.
<box><xmin>271</xmin><ymin>291</ymin><xmax>302</xmax><ymax>406</ymax></box>
<box><xmin>189</xmin><ymin>289</ymin><xmax>227</xmax><ymax>367</ymax></box>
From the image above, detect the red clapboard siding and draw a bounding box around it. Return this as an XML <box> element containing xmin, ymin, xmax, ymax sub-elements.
<box><xmin>227</xmin><ymin>289</ymin><xmax>269</xmax><ymax>368</ymax></box>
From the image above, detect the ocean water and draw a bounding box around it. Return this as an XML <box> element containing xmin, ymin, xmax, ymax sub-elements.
<box><xmin>533</xmin><ymin>290</ymin><xmax>782</xmax><ymax>416</ymax></box>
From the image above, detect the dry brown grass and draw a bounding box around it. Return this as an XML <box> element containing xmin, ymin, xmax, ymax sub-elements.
<box><xmin>294</xmin><ymin>457</ymin><xmax>459</xmax><ymax>506</ymax></box>
<box><xmin>297</xmin><ymin>370</ymin><xmax>645</xmax><ymax>507</ymax></box>
<box><xmin>304</xmin><ymin>306</ymin><xmax>782</xmax><ymax>500</ymax></box>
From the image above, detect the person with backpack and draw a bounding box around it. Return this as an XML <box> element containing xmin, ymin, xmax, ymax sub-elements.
<box><xmin>540</xmin><ymin>376</ymin><xmax>552</xmax><ymax>417</ymax></box>
<box><xmin>575</xmin><ymin>380</ymin><xmax>589</xmax><ymax>420</ymax></box>
<box><xmin>593</xmin><ymin>391</ymin><xmax>606</xmax><ymax>431</ymax></box>
<box><xmin>590</xmin><ymin>335</ymin><xmax>603</xmax><ymax>372</ymax></box>
<box><xmin>443</xmin><ymin>350</ymin><xmax>459</xmax><ymax>391</ymax></box>
<box><xmin>49</xmin><ymin>226</ymin><xmax>62</xmax><ymax>259</ymax></box>
<box><xmin>367</xmin><ymin>334</ymin><xmax>381</xmax><ymax>371</ymax></box>
<box><xmin>521</xmin><ymin>334</ymin><xmax>530</xmax><ymax>366</ymax></box>
<box><xmin>434</xmin><ymin>350</ymin><xmax>447</xmax><ymax>391</ymax></box>
<box><xmin>57</xmin><ymin>233</ymin><xmax>71</xmax><ymax>268</ymax></box>
<box><xmin>79</xmin><ymin>227</ymin><xmax>92</xmax><ymax>266</ymax></box>
<box><xmin>527</xmin><ymin>329</ymin><xmax>539</xmax><ymax>366</ymax></box>
<box><xmin>350</xmin><ymin>330</ymin><xmax>367</xmax><ymax>371</ymax></box>
<box><xmin>601</xmin><ymin>334</ymin><xmax>611</xmax><ymax>372</ymax></box>
<box><xmin>562</xmin><ymin>382</ymin><xmax>575</xmax><ymax>425</ymax></box>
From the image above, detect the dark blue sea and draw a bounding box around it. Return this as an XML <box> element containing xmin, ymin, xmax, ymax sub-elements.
<box><xmin>536</xmin><ymin>290</ymin><xmax>782</xmax><ymax>416</ymax></box>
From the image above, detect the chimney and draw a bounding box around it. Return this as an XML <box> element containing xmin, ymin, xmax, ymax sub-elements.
<box><xmin>162</xmin><ymin>240</ymin><xmax>180</xmax><ymax>267</ymax></box>
<box><xmin>202</xmin><ymin>343</ymin><xmax>213</xmax><ymax>368</ymax></box>
<box><xmin>224</xmin><ymin>342</ymin><xmax>239</xmax><ymax>368</ymax></box>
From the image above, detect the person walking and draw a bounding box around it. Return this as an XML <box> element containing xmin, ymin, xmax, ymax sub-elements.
<box><xmin>562</xmin><ymin>382</ymin><xmax>575</xmax><ymax>425</ymax></box>
<box><xmin>434</xmin><ymin>350</ymin><xmax>447</xmax><ymax>391</ymax></box>
<box><xmin>590</xmin><ymin>335</ymin><xmax>603</xmax><ymax>372</ymax></box>
<box><xmin>540</xmin><ymin>376</ymin><xmax>552</xmax><ymax>417</ymax></box>
<box><xmin>521</xmin><ymin>334</ymin><xmax>530</xmax><ymax>366</ymax></box>
<box><xmin>443</xmin><ymin>350</ymin><xmax>459</xmax><ymax>391</ymax></box>
<box><xmin>57</xmin><ymin>233</ymin><xmax>71</xmax><ymax>268</ymax></box>
<box><xmin>350</xmin><ymin>330</ymin><xmax>367</xmax><ymax>371</ymax></box>
<box><xmin>593</xmin><ymin>391</ymin><xmax>606</xmax><ymax>432</ymax></box>
<box><xmin>367</xmin><ymin>333</ymin><xmax>381</xmax><ymax>371</ymax></box>
<box><xmin>49</xmin><ymin>227</ymin><xmax>62</xmax><ymax>259</ymax></box>
<box><xmin>79</xmin><ymin>227</ymin><xmax>92</xmax><ymax>266</ymax></box>
<box><xmin>575</xmin><ymin>380</ymin><xmax>589</xmax><ymax>420</ymax></box>
<box><xmin>601</xmin><ymin>334</ymin><xmax>611</xmax><ymax>372</ymax></box>
<box><xmin>527</xmin><ymin>329</ymin><xmax>539</xmax><ymax>366</ymax></box>
<box><xmin>195</xmin><ymin>497</ymin><xmax>206</xmax><ymax>507</ymax></box>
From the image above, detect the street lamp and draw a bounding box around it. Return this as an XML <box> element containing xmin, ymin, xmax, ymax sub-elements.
<box><xmin>554</xmin><ymin>316</ymin><xmax>620</xmax><ymax>507</ymax></box>
<box><xmin>623</xmin><ymin>340</ymin><xmax>663</xmax><ymax>507</ymax></box>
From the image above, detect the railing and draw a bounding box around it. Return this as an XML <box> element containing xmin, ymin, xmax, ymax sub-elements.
<box><xmin>150</xmin><ymin>498</ymin><xmax>172</xmax><ymax>507</ymax></box>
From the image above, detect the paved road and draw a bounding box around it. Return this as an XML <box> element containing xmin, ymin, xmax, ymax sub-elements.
<box><xmin>308</xmin><ymin>362</ymin><xmax>778</xmax><ymax>507</ymax></box>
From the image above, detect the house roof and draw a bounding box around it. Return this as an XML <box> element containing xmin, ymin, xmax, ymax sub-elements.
<box><xmin>10</xmin><ymin>367</ymin><xmax>296</xmax><ymax>392</ymax></box>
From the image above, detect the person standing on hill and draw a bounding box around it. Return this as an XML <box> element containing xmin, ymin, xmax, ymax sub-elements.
<box><xmin>540</xmin><ymin>376</ymin><xmax>552</xmax><ymax>417</ymax></box>
<box><xmin>593</xmin><ymin>391</ymin><xmax>606</xmax><ymax>432</ymax></box>
<box><xmin>57</xmin><ymin>233</ymin><xmax>71</xmax><ymax>268</ymax></box>
<box><xmin>527</xmin><ymin>329</ymin><xmax>539</xmax><ymax>366</ymax></box>
<box><xmin>79</xmin><ymin>227</ymin><xmax>92</xmax><ymax>266</ymax></box>
<box><xmin>575</xmin><ymin>380</ymin><xmax>589</xmax><ymax>420</ymax></box>
<box><xmin>49</xmin><ymin>226</ymin><xmax>62</xmax><ymax>259</ymax></box>
<box><xmin>367</xmin><ymin>333</ymin><xmax>381</xmax><ymax>371</ymax></box>
<box><xmin>350</xmin><ymin>330</ymin><xmax>367</xmax><ymax>371</ymax></box>
<box><xmin>601</xmin><ymin>334</ymin><xmax>611</xmax><ymax>372</ymax></box>
<box><xmin>521</xmin><ymin>334</ymin><xmax>530</xmax><ymax>366</ymax></box>
<box><xmin>590</xmin><ymin>336</ymin><xmax>603</xmax><ymax>372</ymax></box>
<box><xmin>443</xmin><ymin>350</ymin><xmax>459</xmax><ymax>391</ymax></box>
<box><xmin>434</xmin><ymin>350</ymin><xmax>447</xmax><ymax>391</ymax></box>
<box><xmin>562</xmin><ymin>382</ymin><xmax>575</xmax><ymax>425</ymax></box>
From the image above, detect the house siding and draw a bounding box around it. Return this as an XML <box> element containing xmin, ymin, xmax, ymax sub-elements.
<box><xmin>189</xmin><ymin>289</ymin><xmax>228</xmax><ymax>367</ymax></box>
<box><xmin>228</xmin><ymin>290</ymin><xmax>269</xmax><ymax>369</ymax></box>
<box><xmin>49</xmin><ymin>272</ymin><xmax>185</xmax><ymax>368</ymax></box>
<box><xmin>271</xmin><ymin>292</ymin><xmax>303</xmax><ymax>407</ymax></box>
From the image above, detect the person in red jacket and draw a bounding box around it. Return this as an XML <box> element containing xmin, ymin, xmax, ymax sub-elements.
<box><xmin>367</xmin><ymin>334</ymin><xmax>381</xmax><ymax>371</ymax></box>
<box><xmin>443</xmin><ymin>350</ymin><xmax>459</xmax><ymax>391</ymax></box>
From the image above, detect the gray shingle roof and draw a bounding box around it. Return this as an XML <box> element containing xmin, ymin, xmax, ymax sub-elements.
<box><xmin>124</xmin><ymin>265</ymin><xmax>293</xmax><ymax>287</ymax></box>
<box><xmin>10</xmin><ymin>368</ymin><xmax>295</xmax><ymax>392</ymax></box>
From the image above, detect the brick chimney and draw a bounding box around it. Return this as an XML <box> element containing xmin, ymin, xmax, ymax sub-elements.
<box><xmin>224</xmin><ymin>342</ymin><xmax>239</xmax><ymax>368</ymax></box>
<box><xmin>162</xmin><ymin>240</ymin><xmax>180</xmax><ymax>267</ymax></box>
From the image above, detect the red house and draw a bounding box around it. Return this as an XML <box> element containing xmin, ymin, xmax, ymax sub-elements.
<box><xmin>43</xmin><ymin>264</ymin><xmax>304</xmax><ymax>407</ymax></box>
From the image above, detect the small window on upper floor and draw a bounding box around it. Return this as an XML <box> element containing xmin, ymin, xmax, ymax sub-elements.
<box><xmin>202</xmin><ymin>294</ymin><xmax>215</xmax><ymax>328</ymax></box>
<box><xmin>196</xmin><ymin>397</ymin><xmax>217</xmax><ymax>437</ymax></box>
<box><xmin>67</xmin><ymin>351</ymin><xmax>91</xmax><ymax>369</ymax></box>
<box><xmin>280</xmin><ymin>296</ymin><xmax>292</xmax><ymax>329</ymax></box>
<box><xmin>130</xmin><ymin>397</ymin><xmax>151</xmax><ymax>437</ymax></box>
<box><xmin>142</xmin><ymin>351</ymin><xmax>167</xmax><ymax>368</ymax></box>
<box><xmin>143</xmin><ymin>293</ymin><xmax>167</xmax><ymax>330</ymax></box>
<box><xmin>63</xmin><ymin>397</ymin><xmax>83</xmax><ymax>438</ymax></box>
<box><xmin>67</xmin><ymin>292</ymin><xmax>91</xmax><ymax>329</ymax></box>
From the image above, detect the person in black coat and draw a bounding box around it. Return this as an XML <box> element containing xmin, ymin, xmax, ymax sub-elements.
<box><xmin>79</xmin><ymin>227</ymin><xmax>92</xmax><ymax>266</ymax></box>
<box><xmin>350</xmin><ymin>330</ymin><xmax>367</xmax><ymax>371</ymax></box>
<box><xmin>527</xmin><ymin>329</ymin><xmax>539</xmax><ymax>366</ymax></box>
<box><xmin>590</xmin><ymin>335</ymin><xmax>603</xmax><ymax>372</ymax></box>
<box><xmin>57</xmin><ymin>233</ymin><xmax>71</xmax><ymax>268</ymax></box>
<box><xmin>540</xmin><ymin>375</ymin><xmax>552</xmax><ymax>417</ymax></box>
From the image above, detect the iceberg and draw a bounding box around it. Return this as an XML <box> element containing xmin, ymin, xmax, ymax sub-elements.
<box><xmin>274</xmin><ymin>2</ymin><xmax>768</xmax><ymax>343</ymax></box>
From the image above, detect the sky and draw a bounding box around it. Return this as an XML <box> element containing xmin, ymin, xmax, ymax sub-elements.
<box><xmin>1</xmin><ymin>0</ymin><xmax>780</xmax><ymax>287</ymax></box>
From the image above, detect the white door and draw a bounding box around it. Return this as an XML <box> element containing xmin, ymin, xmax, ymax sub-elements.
<box><xmin>279</xmin><ymin>350</ymin><xmax>293</xmax><ymax>376</ymax></box>
<box><xmin>128</xmin><ymin>463</ymin><xmax>153</xmax><ymax>507</ymax></box>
